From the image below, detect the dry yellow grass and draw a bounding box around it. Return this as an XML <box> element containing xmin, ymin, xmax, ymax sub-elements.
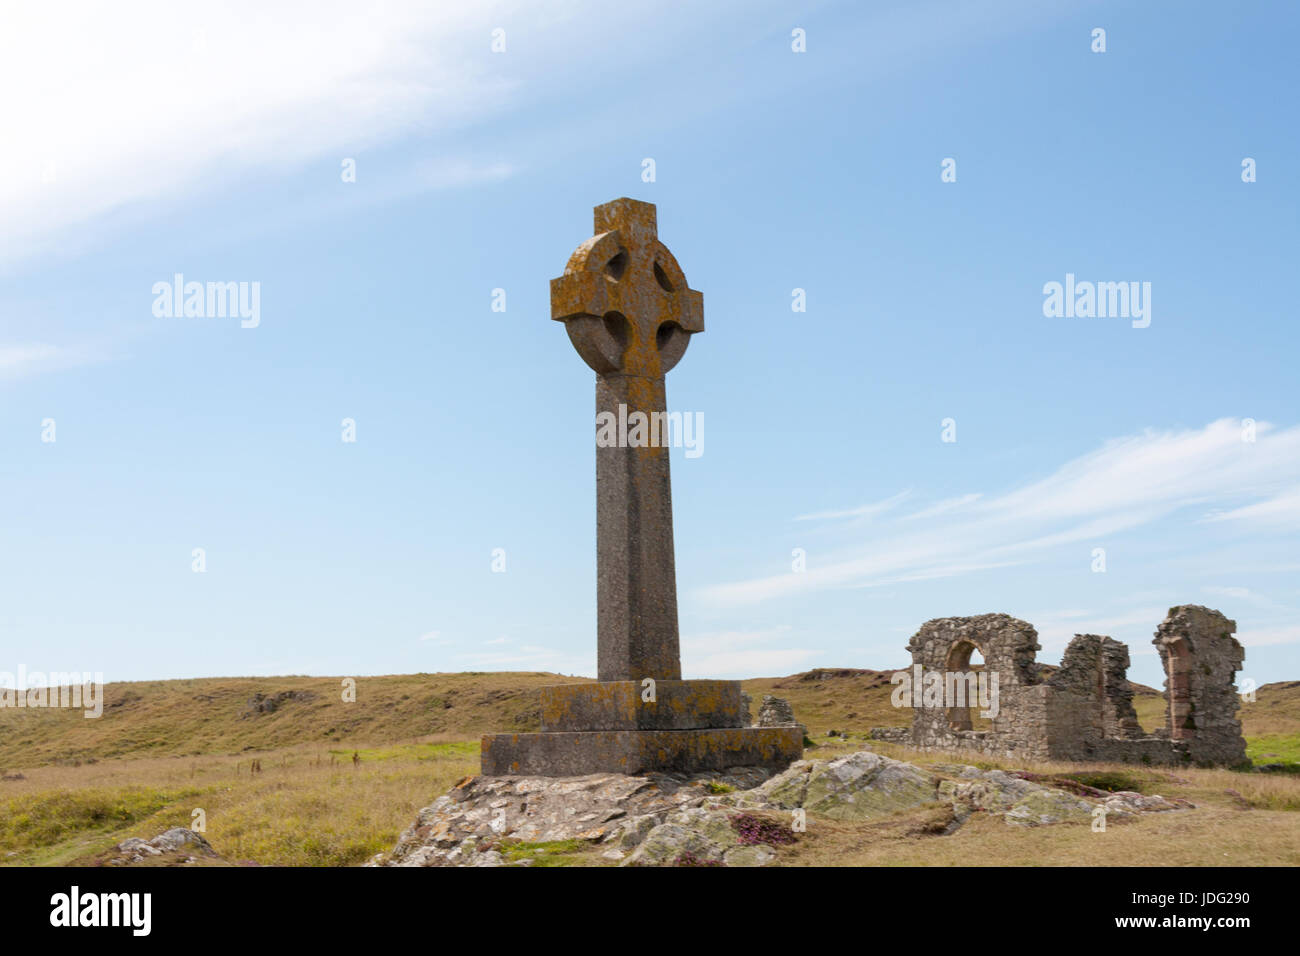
<box><xmin>5</xmin><ymin>671</ymin><xmax>1292</xmax><ymax>769</ymax></box>
<box><xmin>0</xmin><ymin>672</ymin><xmax>581</xmax><ymax>768</ymax></box>
<box><xmin>2</xmin><ymin>737</ymin><xmax>478</xmax><ymax>866</ymax></box>
<box><xmin>777</xmin><ymin>803</ymin><xmax>1300</xmax><ymax>866</ymax></box>
<box><xmin>3</xmin><ymin>670</ymin><xmax>1297</xmax><ymax>867</ymax></box>
<box><xmin>742</xmin><ymin>671</ymin><xmax>1296</xmax><ymax>744</ymax></box>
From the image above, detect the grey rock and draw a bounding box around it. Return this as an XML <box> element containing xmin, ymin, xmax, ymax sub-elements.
<box><xmin>381</xmin><ymin>749</ymin><xmax>1199</xmax><ymax>867</ymax></box>
<box><xmin>757</xmin><ymin>695</ymin><xmax>798</xmax><ymax>727</ymax></box>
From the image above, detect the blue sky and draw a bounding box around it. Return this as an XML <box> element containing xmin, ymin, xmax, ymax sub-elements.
<box><xmin>1</xmin><ymin>0</ymin><xmax>1297</xmax><ymax>691</ymax></box>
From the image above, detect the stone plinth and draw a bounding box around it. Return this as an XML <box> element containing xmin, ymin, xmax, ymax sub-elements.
<box><xmin>480</xmin><ymin>725</ymin><xmax>803</xmax><ymax>777</ymax></box>
<box><xmin>483</xmin><ymin>678</ymin><xmax>798</xmax><ymax>777</ymax></box>
<box><xmin>541</xmin><ymin>680</ymin><xmax>745</xmax><ymax>731</ymax></box>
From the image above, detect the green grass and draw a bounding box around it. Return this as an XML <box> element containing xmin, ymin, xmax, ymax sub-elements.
<box><xmin>4</xmin><ymin>671</ymin><xmax>1300</xmax><ymax>867</ymax></box>
<box><xmin>1246</xmin><ymin>733</ymin><xmax>1300</xmax><ymax>771</ymax></box>
<box><xmin>0</xmin><ymin>739</ymin><xmax>481</xmax><ymax>867</ymax></box>
<box><xmin>335</xmin><ymin>740</ymin><xmax>480</xmax><ymax>763</ymax></box>
<box><xmin>494</xmin><ymin>839</ymin><xmax>592</xmax><ymax>867</ymax></box>
<box><xmin>7</xmin><ymin>671</ymin><xmax>1298</xmax><ymax>771</ymax></box>
<box><xmin>0</xmin><ymin>672</ymin><xmax>579</xmax><ymax>768</ymax></box>
<box><xmin>1060</xmin><ymin>770</ymin><xmax>1147</xmax><ymax>793</ymax></box>
<box><xmin>1</xmin><ymin>785</ymin><xmax>205</xmax><ymax>858</ymax></box>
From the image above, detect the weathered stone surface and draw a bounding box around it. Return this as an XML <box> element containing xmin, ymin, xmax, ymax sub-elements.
<box><xmin>620</xmin><ymin>807</ymin><xmax>786</xmax><ymax>867</ymax></box>
<box><xmin>741</xmin><ymin>759</ymin><xmax>815</xmax><ymax>809</ymax></box>
<box><xmin>552</xmin><ymin>198</ymin><xmax>703</xmax><ymax>684</ymax></box>
<box><xmin>481</xmin><ymin>726</ymin><xmax>803</xmax><ymax>777</ymax></box>
<box><xmin>384</xmin><ymin>749</ymin><xmax>1190</xmax><ymax>867</ymax></box>
<box><xmin>756</xmin><ymin>694</ymin><xmax>798</xmax><ymax>727</ymax></box>
<box><xmin>1050</xmin><ymin>634</ymin><xmax>1143</xmax><ymax>739</ymax></box>
<box><xmin>1153</xmin><ymin>605</ymin><xmax>1245</xmax><ymax>765</ymax></box>
<box><xmin>806</xmin><ymin>749</ymin><xmax>941</xmax><ymax>816</ymax></box>
<box><xmin>735</xmin><ymin>751</ymin><xmax>938</xmax><ymax>821</ymax></box>
<box><xmin>626</xmin><ymin>822</ymin><xmax>722</xmax><ymax>865</ymax></box>
<box><xmin>106</xmin><ymin>827</ymin><xmax>219</xmax><ymax>866</ymax></box>
<box><xmin>936</xmin><ymin>766</ymin><xmax>1039</xmax><ymax>810</ymax></box>
<box><xmin>1003</xmin><ymin>789</ymin><xmax>1095</xmax><ymax>827</ymax></box>
<box><xmin>937</xmin><ymin>766</ymin><xmax>1095</xmax><ymax>827</ymax></box>
<box><xmin>900</xmin><ymin>606</ymin><xmax>1245</xmax><ymax>767</ymax></box>
<box><xmin>867</xmin><ymin>726</ymin><xmax>911</xmax><ymax>743</ymax></box>
<box><xmin>540</xmin><ymin>679</ymin><xmax>745</xmax><ymax>732</ymax></box>
<box><xmin>754</xmin><ymin>693</ymin><xmax>809</xmax><ymax>745</ymax></box>
<box><xmin>1103</xmin><ymin>790</ymin><xmax>1189</xmax><ymax>815</ymax></box>
<box><xmin>241</xmin><ymin>689</ymin><xmax>316</xmax><ymax>718</ymax></box>
<box><xmin>723</xmin><ymin>843</ymin><xmax>778</xmax><ymax>867</ymax></box>
<box><xmin>148</xmin><ymin>827</ymin><xmax>212</xmax><ymax>853</ymax></box>
<box><xmin>907</xmin><ymin>613</ymin><xmax>1043</xmax><ymax>754</ymax></box>
<box><xmin>801</xmin><ymin>752</ymin><xmax>937</xmax><ymax>821</ymax></box>
<box><xmin>479</xmin><ymin>199</ymin><xmax>801</xmax><ymax>778</ymax></box>
<box><xmin>378</xmin><ymin>766</ymin><xmax>774</xmax><ymax>867</ymax></box>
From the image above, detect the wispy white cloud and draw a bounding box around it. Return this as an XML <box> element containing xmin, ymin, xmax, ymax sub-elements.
<box><xmin>1202</xmin><ymin>585</ymin><xmax>1296</xmax><ymax>618</ymax></box>
<box><xmin>682</xmin><ymin>626</ymin><xmax>822</xmax><ymax>678</ymax></box>
<box><xmin>1236</xmin><ymin>626</ymin><xmax>1300</xmax><ymax>649</ymax></box>
<box><xmin>0</xmin><ymin>344</ymin><xmax>59</xmax><ymax>372</ymax></box>
<box><xmin>703</xmin><ymin>419</ymin><xmax>1300</xmax><ymax>606</ymax></box>
<box><xmin>1205</xmin><ymin>586</ymin><xmax>1253</xmax><ymax>600</ymax></box>
<box><xmin>901</xmin><ymin>493</ymin><xmax>983</xmax><ymax>521</ymax></box>
<box><xmin>1029</xmin><ymin>606</ymin><xmax>1172</xmax><ymax>656</ymax></box>
<box><xmin>446</xmin><ymin>636</ymin><xmax>591</xmax><ymax>675</ymax></box>
<box><xmin>1204</xmin><ymin>488</ymin><xmax>1300</xmax><ymax>529</ymax></box>
<box><xmin>415</xmin><ymin>159</ymin><xmax>517</xmax><ymax>191</ymax></box>
<box><xmin>1</xmin><ymin>0</ymin><xmax>1066</xmax><ymax>272</ymax></box>
<box><xmin>0</xmin><ymin>1</ymin><xmax>528</xmax><ymax>267</ymax></box>
<box><xmin>795</xmin><ymin>490</ymin><xmax>911</xmax><ymax>522</ymax></box>
<box><xmin>0</xmin><ymin>341</ymin><xmax>117</xmax><ymax>381</ymax></box>
<box><xmin>1032</xmin><ymin>595</ymin><xmax>1300</xmax><ymax>661</ymax></box>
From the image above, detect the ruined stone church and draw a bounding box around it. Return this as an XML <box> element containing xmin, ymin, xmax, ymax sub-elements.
<box><xmin>898</xmin><ymin>604</ymin><xmax>1245</xmax><ymax>766</ymax></box>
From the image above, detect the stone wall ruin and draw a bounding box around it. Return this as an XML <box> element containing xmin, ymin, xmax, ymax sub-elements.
<box><xmin>902</xmin><ymin>605</ymin><xmax>1245</xmax><ymax>766</ymax></box>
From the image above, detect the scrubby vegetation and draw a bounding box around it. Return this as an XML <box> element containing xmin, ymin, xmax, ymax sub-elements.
<box><xmin>2</xmin><ymin>671</ymin><xmax>1298</xmax><ymax>866</ymax></box>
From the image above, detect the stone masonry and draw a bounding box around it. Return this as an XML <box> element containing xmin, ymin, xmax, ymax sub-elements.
<box><xmin>901</xmin><ymin>605</ymin><xmax>1245</xmax><ymax>766</ymax></box>
<box><xmin>480</xmin><ymin>199</ymin><xmax>802</xmax><ymax>776</ymax></box>
<box><xmin>1153</xmin><ymin>605</ymin><xmax>1247</xmax><ymax>764</ymax></box>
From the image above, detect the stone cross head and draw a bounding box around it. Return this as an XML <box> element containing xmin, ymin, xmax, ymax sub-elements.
<box><xmin>551</xmin><ymin>198</ymin><xmax>704</xmax><ymax>379</ymax></box>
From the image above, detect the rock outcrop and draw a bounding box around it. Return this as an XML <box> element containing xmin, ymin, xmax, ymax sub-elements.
<box><xmin>377</xmin><ymin>749</ymin><xmax>1190</xmax><ymax>867</ymax></box>
<box><xmin>241</xmin><ymin>690</ymin><xmax>317</xmax><ymax>718</ymax></box>
<box><xmin>105</xmin><ymin>828</ymin><xmax>220</xmax><ymax>866</ymax></box>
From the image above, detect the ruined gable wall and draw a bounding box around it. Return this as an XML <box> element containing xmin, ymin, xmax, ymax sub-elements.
<box><xmin>1040</xmin><ymin>634</ymin><xmax>1146</xmax><ymax>760</ymax></box>
<box><xmin>1153</xmin><ymin>605</ymin><xmax>1245</xmax><ymax>765</ymax></box>
<box><xmin>907</xmin><ymin>614</ymin><xmax>1049</xmax><ymax>760</ymax></box>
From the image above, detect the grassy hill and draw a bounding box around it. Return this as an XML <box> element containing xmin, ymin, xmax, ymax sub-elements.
<box><xmin>4</xmin><ymin>670</ymin><xmax>1297</xmax><ymax>769</ymax></box>
<box><xmin>3</xmin><ymin>670</ymin><xmax>1297</xmax><ymax>867</ymax></box>
<box><xmin>0</xmin><ymin>672</ymin><xmax>579</xmax><ymax>768</ymax></box>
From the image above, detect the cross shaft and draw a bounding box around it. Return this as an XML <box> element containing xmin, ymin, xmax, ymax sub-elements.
<box><xmin>550</xmin><ymin>198</ymin><xmax>704</xmax><ymax>682</ymax></box>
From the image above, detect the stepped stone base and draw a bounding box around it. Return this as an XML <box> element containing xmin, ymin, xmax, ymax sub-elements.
<box><xmin>481</xmin><ymin>726</ymin><xmax>804</xmax><ymax>777</ymax></box>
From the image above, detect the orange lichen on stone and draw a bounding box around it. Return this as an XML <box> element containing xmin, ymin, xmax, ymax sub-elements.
<box><xmin>477</xmin><ymin>200</ymin><xmax>801</xmax><ymax>777</ymax></box>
